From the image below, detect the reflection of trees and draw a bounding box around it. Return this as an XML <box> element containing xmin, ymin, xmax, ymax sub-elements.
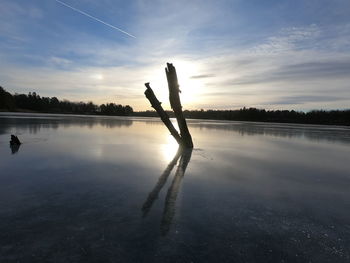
<box><xmin>2</xmin><ymin>114</ymin><xmax>348</xmax><ymax>144</ymax></box>
<box><xmin>190</xmin><ymin>121</ymin><xmax>350</xmax><ymax>144</ymax></box>
<box><xmin>142</xmin><ymin>148</ymin><xmax>192</xmax><ymax>236</ymax></box>
<box><xmin>0</xmin><ymin>125</ymin><xmax>9</xmax><ymax>135</ymax></box>
<box><xmin>98</xmin><ymin>118</ymin><xmax>133</xmax><ymax>128</ymax></box>
<box><xmin>0</xmin><ymin>115</ymin><xmax>133</xmax><ymax>135</ymax></box>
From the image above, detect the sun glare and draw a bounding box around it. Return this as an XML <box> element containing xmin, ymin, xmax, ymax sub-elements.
<box><xmin>161</xmin><ymin>133</ymin><xmax>180</xmax><ymax>163</ymax></box>
<box><xmin>149</xmin><ymin>60</ymin><xmax>204</xmax><ymax>108</ymax></box>
<box><xmin>91</xmin><ymin>73</ymin><xmax>104</xmax><ymax>80</ymax></box>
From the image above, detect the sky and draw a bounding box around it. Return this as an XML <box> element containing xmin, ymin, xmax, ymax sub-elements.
<box><xmin>0</xmin><ymin>0</ymin><xmax>349</xmax><ymax>111</ymax></box>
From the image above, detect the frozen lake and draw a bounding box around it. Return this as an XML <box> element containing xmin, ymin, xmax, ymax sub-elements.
<box><xmin>0</xmin><ymin>113</ymin><xmax>349</xmax><ymax>262</ymax></box>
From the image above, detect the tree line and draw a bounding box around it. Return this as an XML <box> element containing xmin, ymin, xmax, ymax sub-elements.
<box><xmin>134</xmin><ymin>108</ymin><xmax>350</xmax><ymax>126</ymax></box>
<box><xmin>1</xmin><ymin>86</ymin><xmax>349</xmax><ymax>125</ymax></box>
<box><xmin>0</xmin><ymin>86</ymin><xmax>133</xmax><ymax>116</ymax></box>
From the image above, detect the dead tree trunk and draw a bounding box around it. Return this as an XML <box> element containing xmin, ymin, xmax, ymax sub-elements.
<box><xmin>144</xmin><ymin>63</ymin><xmax>194</xmax><ymax>148</ymax></box>
<box><xmin>144</xmin><ymin>83</ymin><xmax>183</xmax><ymax>146</ymax></box>
<box><xmin>165</xmin><ymin>63</ymin><xmax>193</xmax><ymax>148</ymax></box>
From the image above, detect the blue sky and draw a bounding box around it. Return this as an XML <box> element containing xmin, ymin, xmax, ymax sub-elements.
<box><xmin>0</xmin><ymin>0</ymin><xmax>349</xmax><ymax>110</ymax></box>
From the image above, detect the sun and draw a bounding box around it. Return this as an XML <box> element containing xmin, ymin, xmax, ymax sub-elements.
<box><xmin>174</xmin><ymin>60</ymin><xmax>202</xmax><ymax>105</ymax></box>
<box><xmin>149</xmin><ymin>60</ymin><xmax>204</xmax><ymax>108</ymax></box>
<box><xmin>91</xmin><ymin>73</ymin><xmax>104</xmax><ymax>80</ymax></box>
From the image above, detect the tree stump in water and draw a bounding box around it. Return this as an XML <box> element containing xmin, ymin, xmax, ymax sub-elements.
<box><xmin>165</xmin><ymin>63</ymin><xmax>193</xmax><ymax>148</ymax></box>
<box><xmin>10</xmin><ymin>135</ymin><xmax>21</xmax><ymax>145</ymax></box>
<box><xmin>144</xmin><ymin>82</ymin><xmax>183</xmax><ymax>146</ymax></box>
<box><xmin>144</xmin><ymin>63</ymin><xmax>194</xmax><ymax>148</ymax></box>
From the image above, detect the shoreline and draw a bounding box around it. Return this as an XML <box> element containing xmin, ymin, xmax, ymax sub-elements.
<box><xmin>1</xmin><ymin>111</ymin><xmax>349</xmax><ymax>128</ymax></box>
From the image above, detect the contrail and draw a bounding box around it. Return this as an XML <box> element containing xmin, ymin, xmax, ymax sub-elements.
<box><xmin>55</xmin><ymin>0</ymin><xmax>136</xmax><ymax>38</ymax></box>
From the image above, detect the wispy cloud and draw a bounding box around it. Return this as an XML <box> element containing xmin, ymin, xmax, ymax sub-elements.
<box><xmin>49</xmin><ymin>56</ymin><xmax>73</xmax><ymax>68</ymax></box>
<box><xmin>250</xmin><ymin>25</ymin><xmax>321</xmax><ymax>54</ymax></box>
<box><xmin>268</xmin><ymin>95</ymin><xmax>345</xmax><ymax>105</ymax></box>
<box><xmin>190</xmin><ymin>74</ymin><xmax>215</xmax><ymax>79</ymax></box>
<box><xmin>0</xmin><ymin>1</ymin><xmax>42</xmax><ymax>43</ymax></box>
<box><xmin>226</xmin><ymin>58</ymin><xmax>350</xmax><ymax>86</ymax></box>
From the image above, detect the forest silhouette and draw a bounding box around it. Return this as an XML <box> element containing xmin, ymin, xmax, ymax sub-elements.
<box><xmin>1</xmin><ymin>86</ymin><xmax>349</xmax><ymax>125</ymax></box>
<box><xmin>0</xmin><ymin>86</ymin><xmax>133</xmax><ymax>116</ymax></box>
<box><xmin>135</xmin><ymin>108</ymin><xmax>350</xmax><ymax>126</ymax></box>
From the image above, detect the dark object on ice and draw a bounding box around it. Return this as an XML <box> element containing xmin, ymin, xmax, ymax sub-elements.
<box><xmin>10</xmin><ymin>135</ymin><xmax>21</xmax><ymax>145</ymax></box>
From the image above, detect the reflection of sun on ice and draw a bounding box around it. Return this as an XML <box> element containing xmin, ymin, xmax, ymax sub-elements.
<box><xmin>161</xmin><ymin>134</ymin><xmax>179</xmax><ymax>162</ymax></box>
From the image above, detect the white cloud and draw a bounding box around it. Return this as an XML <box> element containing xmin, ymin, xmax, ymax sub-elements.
<box><xmin>49</xmin><ymin>56</ymin><xmax>73</xmax><ymax>67</ymax></box>
<box><xmin>249</xmin><ymin>25</ymin><xmax>321</xmax><ymax>55</ymax></box>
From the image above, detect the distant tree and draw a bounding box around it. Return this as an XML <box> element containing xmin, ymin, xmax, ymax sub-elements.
<box><xmin>49</xmin><ymin>97</ymin><xmax>60</xmax><ymax>112</ymax></box>
<box><xmin>124</xmin><ymin>105</ymin><xmax>133</xmax><ymax>115</ymax></box>
<box><xmin>0</xmin><ymin>86</ymin><xmax>15</xmax><ymax>110</ymax></box>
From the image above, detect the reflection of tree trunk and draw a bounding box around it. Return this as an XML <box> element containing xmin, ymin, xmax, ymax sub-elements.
<box><xmin>161</xmin><ymin>149</ymin><xmax>192</xmax><ymax>235</ymax></box>
<box><xmin>142</xmin><ymin>148</ymin><xmax>182</xmax><ymax>217</ymax></box>
<box><xmin>10</xmin><ymin>144</ymin><xmax>21</xmax><ymax>154</ymax></box>
<box><xmin>141</xmin><ymin>148</ymin><xmax>192</xmax><ymax>236</ymax></box>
